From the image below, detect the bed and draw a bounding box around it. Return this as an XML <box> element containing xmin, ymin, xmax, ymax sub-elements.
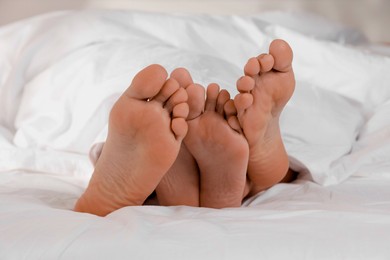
<box><xmin>1</xmin><ymin>6</ymin><xmax>390</xmax><ymax>260</ymax></box>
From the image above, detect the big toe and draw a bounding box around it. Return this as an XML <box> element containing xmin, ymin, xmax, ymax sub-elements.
<box><xmin>186</xmin><ymin>83</ymin><xmax>205</xmax><ymax>120</ymax></box>
<box><xmin>127</xmin><ymin>64</ymin><xmax>168</xmax><ymax>99</ymax></box>
<box><xmin>269</xmin><ymin>39</ymin><xmax>293</xmax><ymax>72</ymax></box>
<box><xmin>205</xmin><ymin>83</ymin><xmax>220</xmax><ymax>112</ymax></box>
<box><xmin>170</xmin><ymin>68</ymin><xmax>194</xmax><ymax>89</ymax></box>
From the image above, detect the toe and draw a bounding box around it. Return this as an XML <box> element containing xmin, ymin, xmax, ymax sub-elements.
<box><xmin>224</xmin><ymin>100</ymin><xmax>243</xmax><ymax>133</ymax></box>
<box><xmin>171</xmin><ymin>118</ymin><xmax>188</xmax><ymax>141</ymax></box>
<box><xmin>170</xmin><ymin>67</ymin><xmax>194</xmax><ymax>89</ymax></box>
<box><xmin>269</xmin><ymin>39</ymin><xmax>293</xmax><ymax>72</ymax></box>
<box><xmin>216</xmin><ymin>90</ymin><xmax>230</xmax><ymax>115</ymax></box>
<box><xmin>224</xmin><ymin>99</ymin><xmax>237</xmax><ymax>118</ymax></box>
<box><xmin>153</xmin><ymin>78</ymin><xmax>180</xmax><ymax>103</ymax></box>
<box><xmin>227</xmin><ymin>116</ymin><xmax>243</xmax><ymax>134</ymax></box>
<box><xmin>237</xmin><ymin>76</ymin><xmax>255</xmax><ymax>93</ymax></box>
<box><xmin>186</xmin><ymin>83</ymin><xmax>206</xmax><ymax>120</ymax></box>
<box><xmin>244</xmin><ymin>57</ymin><xmax>260</xmax><ymax>76</ymax></box>
<box><xmin>172</xmin><ymin>102</ymin><xmax>189</xmax><ymax>119</ymax></box>
<box><xmin>234</xmin><ymin>93</ymin><xmax>253</xmax><ymax>113</ymax></box>
<box><xmin>205</xmin><ymin>83</ymin><xmax>220</xmax><ymax>111</ymax></box>
<box><xmin>126</xmin><ymin>64</ymin><xmax>168</xmax><ymax>100</ymax></box>
<box><xmin>257</xmin><ymin>54</ymin><xmax>274</xmax><ymax>73</ymax></box>
<box><xmin>165</xmin><ymin>88</ymin><xmax>188</xmax><ymax>114</ymax></box>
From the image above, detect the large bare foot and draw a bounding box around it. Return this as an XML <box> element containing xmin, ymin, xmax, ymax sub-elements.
<box><xmin>74</xmin><ymin>64</ymin><xmax>189</xmax><ymax>216</ymax></box>
<box><xmin>155</xmin><ymin>68</ymin><xmax>200</xmax><ymax>207</ymax></box>
<box><xmin>184</xmin><ymin>83</ymin><xmax>249</xmax><ymax>208</ymax></box>
<box><xmin>234</xmin><ymin>39</ymin><xmax>295</xmax><ymax>194</ymax></box>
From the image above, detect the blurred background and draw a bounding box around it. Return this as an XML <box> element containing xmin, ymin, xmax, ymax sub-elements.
<box><xmin>0</xmin><ymin>0</ymin><xmax>389</xmax><ymax>42</ymax></box>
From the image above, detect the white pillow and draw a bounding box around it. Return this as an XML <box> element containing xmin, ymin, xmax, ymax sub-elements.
<box><xmin>281</xmin><ymin>80</ymin><xmax>365</xmax><ymax>185</ymax></box>
<box><xmin>330</xmin><ymin>100</ymin><xmax>390</xmax><ymax>180</ymax></box>
<box><xmin>252</xmin><ymin>11</ymin><xmax>368</xmax><ymax>44</ymax></box>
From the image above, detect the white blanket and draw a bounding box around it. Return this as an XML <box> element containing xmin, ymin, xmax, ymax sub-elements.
<box><xmin>1</xmin><ymin>10</ymin><xmax>390</xmax><ymax>260</ymax></box>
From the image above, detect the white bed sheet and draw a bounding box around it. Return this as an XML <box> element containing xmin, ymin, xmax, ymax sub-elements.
<box><xmin>1</xmin><ymin>171</ymin><xmax>390</xmax><ymax>259</ymax></box>
<box><xmin>1</xmin><ymin>10</ymin><xmax>390</xmax><ymax>260</ymax></box>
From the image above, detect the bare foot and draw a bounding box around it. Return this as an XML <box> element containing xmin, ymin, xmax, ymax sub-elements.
<box><xmin>234</xmin><ymin>39</ymin><xmax>295</xmax><ymax>194</ymax></box>
<box><xmin>184</xmin><ymin>83</ymin><xmax>249</xmax><ymax>208</ymax></box>
<box><xmin>155</xmin><ymin>68</ymin><xmax>200</xmax><ymax>207</ymax></box>
<box><xmin>74</xmin><ymin>64</ymin><xmax>189</xmax><ymax>216</ymax></box>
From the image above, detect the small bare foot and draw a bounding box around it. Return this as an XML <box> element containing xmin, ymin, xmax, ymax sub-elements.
<box><xmin>155</xmin><ymin>68</ymin><xmax>200</xmax><ymax>207</ymax></box>
<box><xmin>234</xmin><ymin>39</ymin><xmax>295</xmax><ymax>194</ymax></box>
<box><xmin>74</xmin><ymin>64</ymin><xmax>189</xmax><ymax>216</ymax></box>
<box><xmin>184</xmin><ymin>83</ymin><xmax>249</xmax><ymax>208</ymax></box>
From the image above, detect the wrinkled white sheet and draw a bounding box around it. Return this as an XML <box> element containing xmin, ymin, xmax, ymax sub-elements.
<box><xmin>1</xmin><ymin>171</ymin><xmax>390</xmax><ymax>260</ymax></box>
<box><xmin>1</xmin><ymin>10</ymin><xmax>390</xmax><ymax>260</ymax></box>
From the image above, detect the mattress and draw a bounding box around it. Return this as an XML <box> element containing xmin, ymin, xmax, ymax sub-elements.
<box><xmin>1</xmin><ymin>10</ymin><xmax>390</xmax><ymax>259</ymax></box>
